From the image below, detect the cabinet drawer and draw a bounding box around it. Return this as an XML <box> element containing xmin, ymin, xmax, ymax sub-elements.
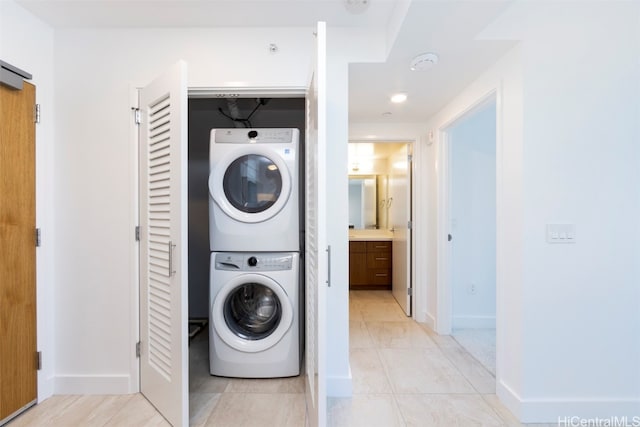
<box><xmin>367</xmin><ymin>252</ymin><xmax>391</xmax><ymax>268</ymax></box>
<box><xmin>367</xmin><ymin>241</ymin><xmax>391</xmax><ymax>252</ymax></box>
<box><xmin>349</xmin><ymin>252</ymin><xmax>368</xmax><ymax>286</ymax></box>
<box><xmin>368</xmin><ymin>269</ymin><xmax>391</xmax><ymax>285</ymax></box>
<box><xmin>349</xmin><ymin>241</ymin><xmax>367</xmax><ymax>253</ymax></box>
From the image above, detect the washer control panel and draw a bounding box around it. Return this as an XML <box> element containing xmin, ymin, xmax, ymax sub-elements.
<box><xmin>215</xmin><ymin>253</ymin><xmax>293</xmax><ymax>271</ymax></box>
<box><xmin>213</xmin><ymin>128</ymin><xmax>296</xmax><ymax>144</ymax></box>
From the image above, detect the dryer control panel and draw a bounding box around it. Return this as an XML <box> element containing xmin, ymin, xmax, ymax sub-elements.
<box><xmin>215</xmin><ymin>252</ymin><xmax>294</xmax><ymax>271</ymax></box>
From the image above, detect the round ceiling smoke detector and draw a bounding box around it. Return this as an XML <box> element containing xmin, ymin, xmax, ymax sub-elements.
<box><xmin>344</xmin><ymin>0</ymin><xmax>369</xmax><ymax>14</ymax></box>
<box><xmin>410</xmin><ymin>53</ymin><xmax>439</xmax><ymax>71</ymax></box>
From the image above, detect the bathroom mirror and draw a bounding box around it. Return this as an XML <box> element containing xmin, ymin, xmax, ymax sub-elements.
<box><xmin>349</xmin><ymin>175</ymin><xmax>390</xmax><ymax>229</ymax></box>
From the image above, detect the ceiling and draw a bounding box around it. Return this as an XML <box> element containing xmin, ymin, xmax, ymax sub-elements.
<box><xmin>17</xmin><ymin>0</ymin><xmax>516</xmax><ymax>123</ymax></box>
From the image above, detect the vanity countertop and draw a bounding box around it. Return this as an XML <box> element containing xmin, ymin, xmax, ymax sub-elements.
<box><xmin>348</xmin><ymin>229</ymin><xmax>394</xmax><ymax>241</ymax></box>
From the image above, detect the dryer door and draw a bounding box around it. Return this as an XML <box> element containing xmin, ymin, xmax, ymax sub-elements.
<box><xmin>209</xmin><ymin>146</ymin><xmax>291</xmax><ymax>223</ymax></box>
<box><xmin>212</xmin><ymin>273</ymin><xmax>293</xmax><ymax>353</ymax></box>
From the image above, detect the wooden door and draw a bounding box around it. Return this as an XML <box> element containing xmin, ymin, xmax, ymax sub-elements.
<box><xmin>0</xmin><ymin>82</ymin><xmax>37</xmax><ymax>424</ymax></box>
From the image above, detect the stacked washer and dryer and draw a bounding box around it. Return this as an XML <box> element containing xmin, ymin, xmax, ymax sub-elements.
<box><xmin>208</xmin><ymin>128</ymin><xmax>301</xmax><ymax>378</ymax></box>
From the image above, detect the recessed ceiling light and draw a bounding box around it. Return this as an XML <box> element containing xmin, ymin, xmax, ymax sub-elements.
<box><xmin>410</xmin><ymin>52</ymin><xmax>439</xmax><ymax>71</ymax></box>
<box><xmin>390</xmin><ymin>93</ymin><xmax>407</xmax><ymax>103</ymax></box>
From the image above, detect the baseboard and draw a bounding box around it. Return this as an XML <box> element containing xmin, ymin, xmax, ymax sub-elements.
<box><xmin>452</xmin><ymin>315</ymin><xmax>496</xmax><ymax>329</ymax></box>
<box><xmin>54</xmin><ymin>374</ymin><xmax>133</xmax><ymax>395</ymax></box>
<box><xmin>423</xmin><ymin>311</ymin><xmax>436</xmax><ymax>331</ymax></box>
<box><xmin>327</xmin><ymin>369</ymin><xmax>352</xmax><ymax>397</ymax></box>
<box><xmin>37</xmin><ymin>374</ymin><xmax>55</xmax><ymax>402</ymax></box>
<box><xmin>497</xmin><ymin>380</ymin><xmax>640</xmax><ymax>423</ymax></box>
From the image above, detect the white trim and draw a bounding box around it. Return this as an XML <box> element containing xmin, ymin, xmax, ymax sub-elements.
<box><xmin>327</xmin><ymin>370</ymin><xmax>353</xmax><ymax>397</ymax></box>
<box><xmin>451</xmin><ymin>315</ymin><xmax>496</xmax><ymax>329</ymax></box>
<box><xmin>54</xmin><ymin>375</ymin><xmax>133</xmax><ymax>395</ymax></box>
<box><xmin>188</xmin><ymin>86</ymin><xmax>306</xmax><ymax>98</ymax></box>
<box><xmin>129</xmin><ymin>85</ymin><xmax>141</xmax><ymax>394</ymax></box>
<box><xmin>422</xmin><ymin>311</ymin><xmax>436</xmax><ymax>330</ymax></box>
<box><xmin>497</xmin><ymin>380</ymin><xmax>640</xmax><ymax>423</ymax></box>
<box><xmin>436</xmin><ymin>89</ymin><xmax>498</xmax><ymax>336</ymax></box>
<box><xmin>435</xmin><ymin>127</ymin><xmax>451</xmax><ymax>334</ymax></box>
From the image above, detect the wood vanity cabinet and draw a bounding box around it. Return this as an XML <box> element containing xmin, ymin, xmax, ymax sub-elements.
<box><xmin>349</xmin><ymin>241</ymin><xmax>392</xmax><ymax>290</ymax></box>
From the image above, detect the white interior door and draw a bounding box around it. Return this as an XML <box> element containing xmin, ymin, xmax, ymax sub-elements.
<box><xmin>304</xmin><ymin>21</ymin><xmax>327</xmax><ymax>427</ymax></box>
<box><xmin>139</xmin><ymin>60</ymin><xmax>189</xmax><ymax>427</ymax></box>
<box><xmin>390</xmin><ymin>143</ymin><xmax>412</xmax><ymax>315</ymax></box>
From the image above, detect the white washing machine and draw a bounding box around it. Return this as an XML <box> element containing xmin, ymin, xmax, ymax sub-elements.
<box><xmin>209</xmin><ymin>252</ymin><xmax>300</xmax><ymax>378</ymax></box>
<box><xmin>209</xmin><ymin>128</ymin><xmax>300</xmax><ymax>252</ymax></box>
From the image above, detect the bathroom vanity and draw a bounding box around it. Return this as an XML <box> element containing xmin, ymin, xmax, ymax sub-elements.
<box><xmin>348</xmin><ymin>230</ymin><xmax>393</xmax><ymax>290</ymax></box>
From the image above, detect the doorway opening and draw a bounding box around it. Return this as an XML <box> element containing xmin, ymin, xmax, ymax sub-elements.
<box><xmin>347</xmin><ymin>140</ymin><xmax>413</xmax><ymax>316</ymax></box>
<box><xmin>440</xmin><ymin>96</ymin><xmax>497</xmax><ymax>375</ymax></box>
<box><xmin>186</xmin><ymin>95</ymin><xmax>307</xmax><ymax>423</ymax></box>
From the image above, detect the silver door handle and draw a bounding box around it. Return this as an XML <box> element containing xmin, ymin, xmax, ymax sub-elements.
<box><xmin>168</xmin><ymin>241</ymin><xmax>176</xmax><ymax>277</ymax></box>
<box><xmin>326</xmin><ymin>245</ymin><xmax>331</xmax><ymax>287</ymax></box>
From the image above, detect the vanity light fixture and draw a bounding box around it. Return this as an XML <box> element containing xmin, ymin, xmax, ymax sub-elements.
<box><xmin>390</xmin><ymin>93</ymin><xmax>407</xmax><ymax>103</ymax></box>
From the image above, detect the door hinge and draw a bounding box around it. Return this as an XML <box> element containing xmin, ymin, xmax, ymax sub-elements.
<box><xmin>407</xmin><ymin>154</ymin><xmax>413</xmax><ymax>162</ymax></box>
<box><xmin>34</xmin><ymin>104</ymin><xmax>41</xmax><ymax>124</ymax></box>
<box><xmin>135</xmin><ymin>226</ymin><xmax>140</xmax><ymax>241</ymax></box>
<box><xmin>35</xmin><ymin>228</ymin><xmax>41</xmax><ymax>247</ymax></box>
<box><xmin>132</xmin><ymin>107</ymin><xmax>141</xmax><ymax>125</ymax></box>
<box><xmin>407</xmin><ymin>287</ymin><xmax>412</xmax><ymax>296</ymax></box>
<box><xmin>136</xmin><ymin>341</ymin><xmax>141</xmax><ymax>358</ymax></box>
<box><xmin>407</xmin><ymin>220</ymin><xmax>413</xmax><ymax>230</ymax></box>
<box><xmin>36</xmin><ymin>351</ymin><xmax>42</xmax><ymax>370</ymax></box>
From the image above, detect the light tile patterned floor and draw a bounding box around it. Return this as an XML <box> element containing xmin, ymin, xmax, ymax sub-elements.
<box><xmin>9</xmin><ymin>290</ymin><xmax>554</xmax><ymax>426</ymax></box>
<box><xmin>452</xmin><ymin>328</ymin><xmax>497</xmax><ymax>375</ymax></box>
<box><xmin>327</xmin><ymin>290</ymin><xmax>557</xmax><ymax>427</ymax></box>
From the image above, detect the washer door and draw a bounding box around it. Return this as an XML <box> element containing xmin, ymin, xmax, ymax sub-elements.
<box><xmin>209</xmin><ymin>146</ymin><xmax>291</xmax><ymax>224</ymax></box>
<box><xmin>212</xmin><ymin>273</ymin><xmax>293</xmax><ymax>353</ymax></box>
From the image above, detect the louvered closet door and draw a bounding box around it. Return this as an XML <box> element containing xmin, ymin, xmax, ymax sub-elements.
<box><xmin>305</xmin><ymin>22</ymin><xmax>327</xmax><ymax>427</ymax></box>
<box><xmin>139</xmin><ymin>61</ymin><xmax>188</xmax><ymax>427</ymax></box>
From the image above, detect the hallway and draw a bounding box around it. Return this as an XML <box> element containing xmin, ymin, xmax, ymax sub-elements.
<box><xmin>328</xmin><ymin>290</ymin><xmax>553</xmax><ymax>426</ymax></box>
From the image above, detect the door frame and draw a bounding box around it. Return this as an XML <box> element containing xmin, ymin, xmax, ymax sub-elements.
<box><xmin>347</xmin><ymin>138</ymin><xmax>417</xmax><ymax>318</ymax></box>
<box><xmin>435</xmin><ymin>90</ymin><xmax>499</xmax><ymax>331</ymax></box>
<box><xmin>131</xmin><ymin>85</ymin><xmax>308</xmax><ymax>413</ymax></box>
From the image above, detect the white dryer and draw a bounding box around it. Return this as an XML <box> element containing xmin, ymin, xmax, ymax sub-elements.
<box><xmin>209</xmin><ymin>128</ymin><xmax>299</xmax><ymax>252</ymax></box>
<box><xmin>209</xmin><ymin>252</ymin><xmax>300</xmax><ymax>378</ymax></box>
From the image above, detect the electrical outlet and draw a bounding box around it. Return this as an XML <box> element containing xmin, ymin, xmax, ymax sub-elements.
<box><xmin>468</xmin><ymin>283</ymin><xmax>476</xmax><ymax>295</ymax></box>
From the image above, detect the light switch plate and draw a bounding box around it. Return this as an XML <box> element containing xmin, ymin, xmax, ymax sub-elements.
<box><xmin>546</xmin><ymin>224</ymin><xmax>576</xmax><ymax>243</ymax></box>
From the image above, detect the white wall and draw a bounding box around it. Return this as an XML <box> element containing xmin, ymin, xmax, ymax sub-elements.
<box><xmin>514</xmin><ymin>2</ymin><xmax>640</xmax><ymax>420</ymax></box>
<box><xmin>422</xmin><ymin>43</ymin><xmax>524</xmax><ymax>420</ymax></box>
<box><xmin>50</xmin><ymin>23</ymin><xmax>384</xmax><ymax>394</ymax></box>
<box><xmin>424</xmin><ymin>0</ymin><xmax>640</xmax><ymax>422</ymax></box>
<box><xmin>449</xmin><ymin>104</ymin><xmax>496</xmax><ymax>329</ymax></box>
<box><xmin>323</xmin><ymin>29</ymin><xmax>387</xmax><ymax>397</ymax></box>
<box><xmin>0</xmin><ymin>0</ymin><xmax>56</xmax><ymax>401</ymax></box>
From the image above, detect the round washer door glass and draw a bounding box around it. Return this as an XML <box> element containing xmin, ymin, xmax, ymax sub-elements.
<box><xmin>223</xmin><ymin>154</ymin><xmax>282</xmax><ymax>214</ymax></box>
<box><xmin>224</xmin><ymin>282</ymin><xmax>282</xmax><ymax>340</ymax></box>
